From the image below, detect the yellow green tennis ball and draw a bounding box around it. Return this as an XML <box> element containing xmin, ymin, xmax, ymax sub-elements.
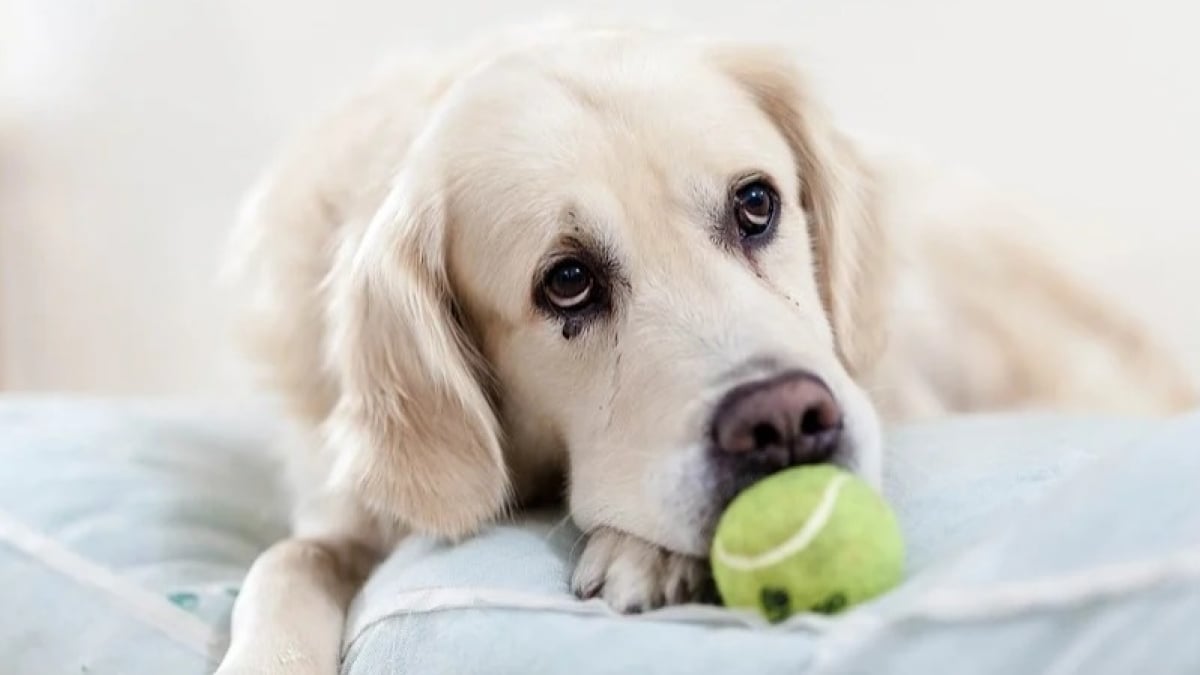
<box><xmin>710</xmin><ymin>465</ymin><xmax>904</xmax><ymax>622</ymax></box>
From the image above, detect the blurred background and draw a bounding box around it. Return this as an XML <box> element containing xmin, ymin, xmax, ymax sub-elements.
<box><xmin>1</xmin><ymin>0</ymin><xmax>1197</xmax><ymax>396</ymax></box>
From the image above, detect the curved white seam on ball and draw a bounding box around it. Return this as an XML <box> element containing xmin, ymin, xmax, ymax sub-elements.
<box><xmin>713</xmin><ymin>474</ymin><xmax>848</xmax><ymax>572</ymax></box>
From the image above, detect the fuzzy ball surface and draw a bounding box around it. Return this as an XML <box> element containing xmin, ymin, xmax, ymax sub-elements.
<box><xmin>711</xmin><ymin>465</ymin><xmax>904</xmax><ymax>622</ymax></box>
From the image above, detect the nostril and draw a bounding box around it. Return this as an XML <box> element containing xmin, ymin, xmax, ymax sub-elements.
<box><xmin>800</xmin><ymin>406</ymin><xmax>827</xmax><ymax>436</ymax></box>
<box><xmin>751</xmin><ymin>423</ymin><xmax>782</xmax><ymax>450</ymax></box>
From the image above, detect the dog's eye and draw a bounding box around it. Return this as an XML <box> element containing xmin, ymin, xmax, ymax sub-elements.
<box><xmin>544</xmin><ymin>259</ymin><xmax>595</xmax><ymax>310</ymax></box>
<box><xmin>733</xmin><ymin>181</ymin><xmax>779</xmax><ymax>238</ymax></box>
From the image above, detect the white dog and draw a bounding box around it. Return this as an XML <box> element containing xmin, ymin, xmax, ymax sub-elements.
<box><xmin>216</xmin><ymin>23</ymin><xmax>1194</xmax><ymax>674</ymax></box>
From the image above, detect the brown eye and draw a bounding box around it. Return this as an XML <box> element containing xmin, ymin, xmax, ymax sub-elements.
<box><xmin>544</xmin><ymin>259</ymin><xmax>595</xmax><ymax>310</ymax></box>
<box><xmin>734</xmin><ymin>181</ymin><xmax>779</xmax><ymax>238</ymax></box>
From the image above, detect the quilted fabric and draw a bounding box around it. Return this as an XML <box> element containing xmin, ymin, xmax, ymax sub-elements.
<box><xmin>343</xmin><ymin>413</ymin><xmax>1200</xmax><ymax>675</ymax></box>
<box><xmin>0</xmin><ymin>397</ymin><xmax>288</xmax><ymax>673</ymax></box>
<box><xmin>1</xmin><ymin>397</ymin><xmax>1197</xmax><ymax>675</ymax></box>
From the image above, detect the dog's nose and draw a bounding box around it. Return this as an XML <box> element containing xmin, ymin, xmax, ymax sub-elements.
<box><xmin>711</xmin><ymin>371</ymin><xmax>843</xmax><ymax>469</ymax></box>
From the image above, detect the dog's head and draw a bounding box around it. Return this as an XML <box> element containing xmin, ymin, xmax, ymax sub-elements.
<box><xmin>325</xmin><ymin>30</ymin><xmax>888</xmax><ymax>556</ymax></box>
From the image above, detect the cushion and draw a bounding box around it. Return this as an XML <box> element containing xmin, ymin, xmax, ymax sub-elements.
<box><xmin>1</xmin><ymin>397</ymin><xmax>1198</xmax><ymax>674</ymax></box>
<box><xmin>0</xmin><ymin>397</ymin><xmax>288</xmax><ymax>673</ymax></box>
<box><xmin>342</xmin><ymin>413</ymin><xmax>1200</xmax><ymax>674</ymax></box>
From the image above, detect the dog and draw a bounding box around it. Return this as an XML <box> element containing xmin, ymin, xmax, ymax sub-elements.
<box><xmin>215</xmin><ymin>23</ymin><xmax>1195</xmax><ymax>674</ymax></box>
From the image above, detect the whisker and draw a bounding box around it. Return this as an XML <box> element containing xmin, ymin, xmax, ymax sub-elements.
<box><xmin>543</xmin><ymin>512</ymin><xmax>577</xmax><ymax>542</ymax></box>
<box><xmin>566</xmin><ymin>529</ymin><xmax>591</xmax><ymax>561</ymax></box>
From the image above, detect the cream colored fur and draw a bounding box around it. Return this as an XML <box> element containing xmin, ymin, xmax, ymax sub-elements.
<box><xmin>216</xmin><ymin>24</ymin><xmax>1195</xmax><ymax>674</ymax></box>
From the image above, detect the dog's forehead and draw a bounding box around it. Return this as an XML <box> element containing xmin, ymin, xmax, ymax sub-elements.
<box><xmin>439</xmin><ymin>44</ymin><xmax>798</xmax><ymax>256</ymax></box>
<box><xmin>439</xmin><ymin>44</ymin><xmax>794</xmax><ymax>187</ymax></box>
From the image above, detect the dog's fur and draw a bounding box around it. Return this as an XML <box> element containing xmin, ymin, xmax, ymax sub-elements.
<box><xmin>215</xmin><ymin>24</ymin><xmax>1195</xmax><ymax>674</ymax></box>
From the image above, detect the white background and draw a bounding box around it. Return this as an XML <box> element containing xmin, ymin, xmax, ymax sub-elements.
<box><xmin>2</xmin><ymin>0</ymin><xmax>1198</xmax><ymax>395</ymax></box>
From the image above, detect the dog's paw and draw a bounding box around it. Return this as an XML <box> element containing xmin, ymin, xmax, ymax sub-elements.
<box><xmin>571</xmin><ymin>526</ymin><xmax>715</xmax><ymax>613</ymax></box>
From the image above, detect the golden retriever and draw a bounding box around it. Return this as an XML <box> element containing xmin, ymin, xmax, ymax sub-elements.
<box><xmin>215</xmin><ymin>23</ymin><xmax>1194</xmax><ymax>674</ymax></box>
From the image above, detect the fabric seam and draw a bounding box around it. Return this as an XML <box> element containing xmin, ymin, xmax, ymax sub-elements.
<box><xmin>0</xmin><ymin>509</ymin><xmax>220</xmax><ymax>659</ymax></box>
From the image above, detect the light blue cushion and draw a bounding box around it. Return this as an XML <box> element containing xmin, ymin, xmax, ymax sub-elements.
<box><xmin>2</xmin><ymin>397</ymin><xmax>1198</xmax><ymax>674</ymax></box>
<box><xmin>342</xmin><ymin>413</ymin><xmax>1200</xmax><ymax>675</ymax></box>
<box><xmin>0</xmin><ymin>397</ymin><xmax>288</xmax><ymax>673</ymax></box>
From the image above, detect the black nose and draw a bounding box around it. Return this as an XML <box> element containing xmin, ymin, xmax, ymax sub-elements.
<box><xmin>711</xmin><ymin>370</ymin><xmax>843</xmax><ymax>470</ymax></box>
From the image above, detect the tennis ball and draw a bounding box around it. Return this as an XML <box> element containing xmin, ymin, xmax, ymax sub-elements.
<box><xmin>710</xmin><ymin>465</ymin><xmax>904</xmax><ymax>622</ymax></box>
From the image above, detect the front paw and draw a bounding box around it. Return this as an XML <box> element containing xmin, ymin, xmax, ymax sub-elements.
<box><xmin>571</xmin><ymin>526</ymin><xmax>715</xmax><ymax>613</ymax></box>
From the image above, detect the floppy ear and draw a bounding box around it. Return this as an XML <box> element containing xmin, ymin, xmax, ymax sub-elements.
<box><xmin>323</xmin><ymin>167</ymin><xmax>509</xmax><ymax>539</ymax></box>
<box><xmin>710</xmin><ymin>45</ymin><xmax>890</xmax><ymax>376</ymax></box>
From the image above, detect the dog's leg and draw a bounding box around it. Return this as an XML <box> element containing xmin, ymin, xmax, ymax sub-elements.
<box><xmin>216</xmin><ymin>499</ymin><xmax>390</xmax><ymax>675</ymax></box>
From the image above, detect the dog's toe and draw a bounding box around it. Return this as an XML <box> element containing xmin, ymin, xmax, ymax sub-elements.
<box><xmin>572</xmin><ymin>527</ymin><xmax>619</xmax><ymax>599</ymax></box>
<box><xmin>662</xmin><ymin>550</ymin><xmax>715</xmax><ymax>604</ymax></box>
<box><xmin>571</xmin><ymin>526</ymin><xmax>711</xmax><ymax>613</ymax></box>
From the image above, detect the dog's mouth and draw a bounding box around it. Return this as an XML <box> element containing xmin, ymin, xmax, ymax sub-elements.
<box><xmin>694</xmin><ymin>436</ymin><xmax>859</xmax><ymax>548</ymax></box>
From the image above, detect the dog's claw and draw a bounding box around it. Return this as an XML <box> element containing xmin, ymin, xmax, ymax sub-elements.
<box><xmin>574</xmin><ymin>580</ymin><xmax>604</xmax><ymax>600</ymax></box>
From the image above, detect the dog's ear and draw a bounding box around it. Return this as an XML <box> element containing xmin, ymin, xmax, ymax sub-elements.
<box><xmin>323</xmin><ymin>164</ymin><xmax>509</xmax><ymax>539</ymax></box>
<box><xmin>710</xmin><ymin>45</ymin><xmax>890</xmax><ymax>375</ymax></box>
